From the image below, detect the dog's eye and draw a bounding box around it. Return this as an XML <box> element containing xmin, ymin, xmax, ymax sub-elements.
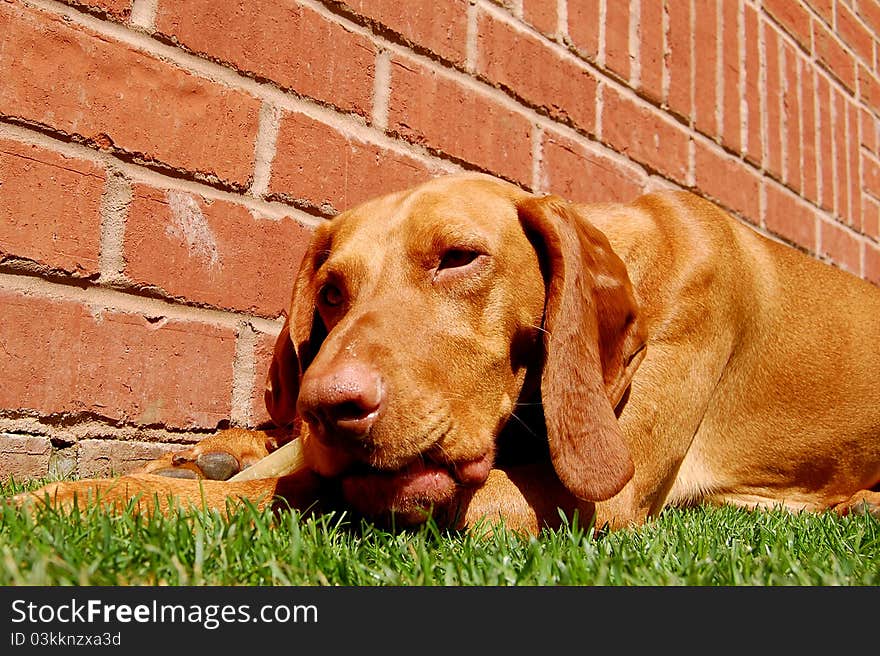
<box><xmin>319</xmin><ymin>283</ymin><xmax>344</xmax><ymax>307</ymax></box>
<box><xmin>438</xmin><ymin>248</ymin><xmax>480</xmax><ymax>270</ymax></box>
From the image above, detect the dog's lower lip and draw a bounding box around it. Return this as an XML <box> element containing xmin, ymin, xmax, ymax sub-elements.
<box><xmin>347</xmin><ymin>452</ymin><xmax>490</xmax><ymax>487</ymax></box>
<box><xmin>338</xmin><ymin>452</ymin><xmax>492</xmax><ymax>521</ymax></box>
<box><xmin>453</xmin><ymin>453</ymin><xmax>492</xmax><ymax>486</ymax></box>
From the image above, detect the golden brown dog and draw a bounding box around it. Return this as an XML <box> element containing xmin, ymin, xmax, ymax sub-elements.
<box><xmin>15</xmin><ymin>174</ymin><xmax>880</xmax><ymax>533</ymax></box>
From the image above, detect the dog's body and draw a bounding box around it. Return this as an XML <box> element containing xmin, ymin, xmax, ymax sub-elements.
<box><xmin>16</xmin><ymin>175</ymin><xmax>880</xmax><ymax>533</ymax></box>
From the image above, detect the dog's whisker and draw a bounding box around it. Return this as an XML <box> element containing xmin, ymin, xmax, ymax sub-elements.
<box><xmin>507</xmin><ymin>411</ymin><xmax>542</xmax><ymax>441</ymax></box>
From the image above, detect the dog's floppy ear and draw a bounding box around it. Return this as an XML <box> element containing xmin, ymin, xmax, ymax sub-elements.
<box><xmin>265</xmin><ymin>319</ymin><xmax>300</xmax><ymax>428</ymax></box>
<box><xmin>265</xmin><ymin>239</ymin><xmax>328</xmax><ymax>428</ymax></box>
<box><xmin>517</xmin><ymin>195</ymin><xmax>646</xmax><ymax>501</ymax></box>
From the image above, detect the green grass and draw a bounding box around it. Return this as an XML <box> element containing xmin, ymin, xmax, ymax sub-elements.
<box><xmin>2</xmin><ymin>477</ymin><xmax>877</xmax><ymax>585</ymax></box>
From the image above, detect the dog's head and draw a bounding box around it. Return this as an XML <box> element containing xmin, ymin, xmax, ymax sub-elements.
<box><xmin>265</xmin><ymin>174</ymin><xmax>645</xmax><ymax>525</ymax></box>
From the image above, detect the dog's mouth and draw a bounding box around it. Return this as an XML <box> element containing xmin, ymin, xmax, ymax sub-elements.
<box><xmin>336</xmin><ymin>451</ymin><xmax>492</xmax><ymax>525</ymax></box>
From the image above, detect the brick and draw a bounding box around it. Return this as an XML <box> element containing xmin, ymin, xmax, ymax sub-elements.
<box><xmin>0</xmin><ymin>2</ymin><xmax>260</xmax><ymax>188</ymax></box>
<box><xmin>125</xmin><ymin>185</ymin><xmax>312</xmax><ymax>317</ymax></box>
<box><xmin>814</xmin><ymin>20</ymin><xmax>857</xmax><ymax>92</ymax></box>
<box><xmin>0</xmin><ymin>139</ymin><xmax>104</xmax><ymax>275</ymax></box>
<box><xmin>836</xmin><ymin>2</ymin><xmax>874</xmax><ymax>66</ymax></box>
<box><xmin>763</xmin><ymin>0</ymin><xmax>812</xmax><ymax>50</ymax></box>
<box><xmin>817</xmin><ymin>74</ymin><xmax>834</xmax><ymax>211</ymax></box>
<box><xmin>156</xmin><ymin>0</ymin><xmax>375</xmax><ymax>117</ymax></box>
<box><xmin>863</xmin><ymin>193</ymin><xmax>880</xmax><ymax>240</ymax></box>
<box><xmin>857</xmin><ymin>0</ymin><xmax>880</xmax><ymax>38</ymax></box>
<box><xmin>604</xmin><ymin>0</ymin><xmax>631</xmax><ymax>80</ymax></box>
<box><xmin>862</xmin><ymin>107</ymin><xmax>880</xmax><ymax>154</ymax></box>
<box><xmin>721</xmin><ymin>0</ymin><xmax>741</xmax><ymax>153</ymax></box>
<box><xmin>666</xmin><ymin>0</ymin><xmax>692</xmax><ymax>120</ymax></box>
<box><xmin>782</xmin><ymin>45</ymin><xmax>802</xmax><ymax>193</ymax></box>
<box><xmin>806</xmin><ymin>0</ymin><xmax>834</xmax><ymax>26</ymax></box>
<box><xmin>859</xmin><ymin>65</ymin><xmax>880</xmax><ymax>114</ymax></box>
<box><xmin>694</xmin><ymin>141</ymin><xmax>761</xmax><ymax>222</ymax></box>
<box><xmin>820</xmin><ymin>220</ymin><xmax>861</xmax><ymax>274</ymax></box>
<box><xmin>639</xmin><ymin>0</ymin><xmax>665</xmax><ymax>104</ymax></box>
<box><xmin>477</xmin><ymin>12</ymin><xmax>597</xmax><ymax>134</ymax></box>
<box><xmin>567</xmin><ymin>0</ymin><xmax>600</xmax><ymax>61</ymax></box>
<box><xmin>339</xmin><ymin>0</ymin><xmax>468</xmax><ymax>64</ymax></box>
<box><xmin>270</xmin><ymin>111</ymin><xmax>437</xmax><ymax>213</ymax></box>
<box><xmin>764</xmin><ymin>27</ymin><xmax>783</xmax><ymax>179</ymax></box>
<box><xmin>743</xmin><ymin>6</ymin><xmax>762</xmax><ymax>165</ymax></box>
<box><xmin>0</xmin><ymin>435</ymin><xmax>51</xmax><ymax>480</ymax></box>
<box><xmin>388</xmin><ymin>56</ymin><xmax>533</xmax><ymax>185</ymax></box>
<box><xmin>801</xmin><ymin>67</ymin><xmax>819</xmax><ymax>203</ymax></box>
<box><xmin>863</xmin><ymin>150</ymin><xmax>880</xmax><ymax>200</ymax></box>
<box><xmin>693</xmin><ymin>0</ymin><xmax>719</xmax><ymax>138</ymax></box>
<box><xmin>764</xmin><ymin>183</ymin><xmax>817</xmax><ymax>250</ymax></box>
<box><xmin>600</xmin><ymin>85</ymin><xmax>690</xmax><ymax>184</ymax></box>
<box><xmin>540</xmin><ymin>131</ymin><xmax>645</xmax><ymax>204</ymax></box>
<box><xmin>0</xmin><ymin>291</ymin><xmax>235</xmax><ymax>429</ymax></box>
<box><xmin>61</xmin><ymin>1</ymin><xmax>131</xmax><ymax>20</ymax></box>
<box><xmin>77</xmin><ymin>439</ymin><xmax>180</xmax><ymax>477</ymax></box>
<box><xmin>523</xmin><ymin>0</ymin><xmax>558</xmax><ymax>38</ymax></box>
<box><xmin>867</xmin><ymin>241</ymin><xmax>880</xmax><ymax>285</ymax></box>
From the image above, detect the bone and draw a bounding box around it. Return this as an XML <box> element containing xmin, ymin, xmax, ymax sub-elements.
<box><xmin>227</xmin><ymin>438</ymin><xmax>306</xmax><ymax>482</ymax></box>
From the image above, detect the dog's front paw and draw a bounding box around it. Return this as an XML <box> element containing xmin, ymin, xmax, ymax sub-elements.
<box><xmin>138</xmin><ymin>429</ymin><xmax>281</xmax><ymax>481</ymax></box>
<box><xmin>147</xmin><ymin>450</ymin><xmax>241</xmax><ymax>481</ymax></box>
<box><xmin>834</xmin><ymin>490</ymin><xmax>880</xmax><ymax>518</ymax></box>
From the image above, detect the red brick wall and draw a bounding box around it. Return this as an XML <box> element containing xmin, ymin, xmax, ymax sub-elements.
<box><xmin>2</xmin><ymin>0</ymin><xmax>879</xmax><ymax>479</ymax></box>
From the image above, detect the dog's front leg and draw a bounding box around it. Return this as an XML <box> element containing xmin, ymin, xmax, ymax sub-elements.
<box><xmin>457</xmin><ymin>465</ymin><xmax>596</xmax><ymax>535</ymax></box>
<box><xmin>137</xmin><ymin>428</ymin><xmax>292</xmax><ymax>481</ymax></box>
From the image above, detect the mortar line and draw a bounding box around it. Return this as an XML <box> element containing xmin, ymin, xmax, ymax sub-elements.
<box><xmin>465</xmin><ymin>2</ymin><xmax>479</xmax><ymax>72</ymax></box>
<box><xmin>230</xmin><ymin>322</ymin><xmax>258</xmax><ymax>427</ymax></box>
<box><xmin>758</xmin><ymin>11</ymin><xmax>769</xmax><ymax>184</ymax></box>
<box><xmin>795</xmin><ymin>55</ymin><xmax>806</xmax><ymax>196</ymax></box>
<box><xmin>812</xmin><ymin>68</ymin><xmax>822</xmax><ymax>208</ymax></box>
<box><xmin>629</xmin><ymin>0</ymin><xmax>641</xmax><ymax>89</ymax></box>
<box><xmin>22</xmin><ymin>0</ymin><xmax>856</xmax><ymax>227</ymax></box>
<box><xmin>98</xmin><ymin>168</ymin><xmax>132</xmax><ymax>285</ymax></box>
<box><xmin>0</xmin><ymin>272</ymin><xmax>283</xmax><ymax>335</ymax></box>
<box><xmin>779</xmin><ymin>42</ymin><xmax>789</xmax><ymax>188</ymax></box>
<box><xmin>830</xmin><ymin>85</ymin><xmax>840</xmax><ymax>219</ymax></box>
<box><xmin>737</xmin><ymin>0</ymin><xmax>748</xmax><ymax>156</ymax></box>
<box><xmin>557</xmin><ymin>0</ymin><xmax>568</xmax><ymax>42</ymax></box>
<box><xmin>844</xmin><ymin>96</ymin><xmax>854</xmax><ymax>229</ymax></box>
<box><xmin>687</xmin><ymin>0</ymin><xmax>695</xmax><ymax>130</ymax></box>
<box><xmin>661</xmin><ymin>0</ymin><xmax>671</xmax><ymax>108</ymax></box>
<box><xmin>25</xmin><ymin>0</ymin><xmax>723</xmax><ymax>192</ymax></box>
<box><xmin>128</xmin><ymin>0</ymin><xmax>157</xmax><ymax>30</ymax></box>
<box><xmin>249</xmin><ymin>102</ymin><xmax>283</xmax><ymax>200</ymax></box>
<box><xmin>531</xmin><ymin>123</ymin><xmax>544</xmax><ymax>192</ymax></box>
<box><xmin>0</xmin><ymin>121</ymin><xmax>323</xmax><ymax>228</ymax></box>
<box><xmin>371</xmin><ymin>49</ymin><xmax>392</xmax><ymax>130</ymax></box>
<box><xmin>715</xmin><ymin>0</ymin><xmax>723</xmax><ymax>142</ymax></box>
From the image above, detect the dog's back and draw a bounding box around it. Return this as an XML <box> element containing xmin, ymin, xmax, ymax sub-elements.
<box><xmin>589</xmin><ymin>190</ymin><xmax>880</xmax><ymax>515</ymax></box>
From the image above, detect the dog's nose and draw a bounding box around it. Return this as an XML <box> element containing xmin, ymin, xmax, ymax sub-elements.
<box><xmin>297</xmin><ymin>362</ymin><xmax>384</xmax><ymax>444</ymax></box>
